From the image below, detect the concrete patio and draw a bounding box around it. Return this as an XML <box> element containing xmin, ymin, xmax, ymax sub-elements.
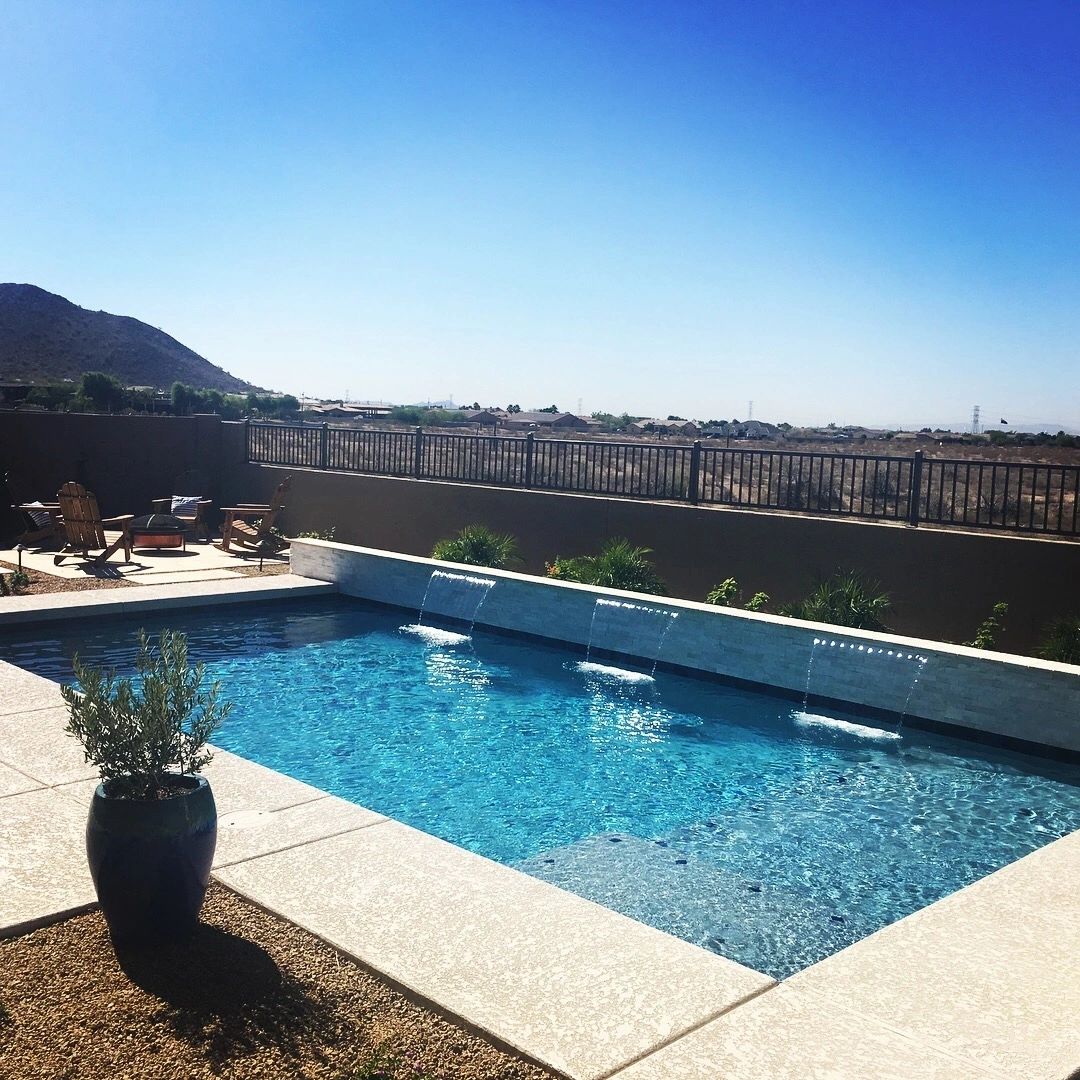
<box><xmin>0</xmin><ymin>534</ymin><xmax>288</xmax><ymax>586</ymax></box>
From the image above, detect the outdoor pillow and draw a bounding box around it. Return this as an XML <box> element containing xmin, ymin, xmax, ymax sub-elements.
<box><xmin>24</xmin><ymin>501</ymin><xmax>53</xmax><ymax>528</ymax></box>
<box><xmin>171</xmin><ymin>495</ymin><xmax>201</xmax><ymax>515</ymax></box>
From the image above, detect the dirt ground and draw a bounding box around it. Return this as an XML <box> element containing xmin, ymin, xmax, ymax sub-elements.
<box><xmin>0</xmin><ymin>883</ymin><xmax>552</xmax><ymax>1080</ymax></box>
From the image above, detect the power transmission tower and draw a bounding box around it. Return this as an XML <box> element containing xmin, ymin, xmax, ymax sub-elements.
<box><xmin>971</xmin><ymin>405</ymin><xmax>981</xmax><ymax>434</ymax></box>
<box><xmin>748</xmin><ymin>400</ymin><xmax>754</xmax><ymax>420</ymax></box>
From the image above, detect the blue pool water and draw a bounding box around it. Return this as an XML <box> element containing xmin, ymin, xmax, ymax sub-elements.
<box><xmin>5</xmin><ymin>596</ymin><xmax>1079</xmax><ymax>979</ymax></box>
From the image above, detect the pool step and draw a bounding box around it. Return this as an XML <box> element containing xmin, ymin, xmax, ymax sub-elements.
<box><xmin>517</xmin><ymin>831</ymin><xmax>878</xmax><ymax>978</ymax></box>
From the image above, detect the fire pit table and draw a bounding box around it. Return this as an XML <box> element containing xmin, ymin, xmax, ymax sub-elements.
<box><xmin>129</xmin><ymin>513</ymin><xmax>188</xmax><ymax>551</ymax></box>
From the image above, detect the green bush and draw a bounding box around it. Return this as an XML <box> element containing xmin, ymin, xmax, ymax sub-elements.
<box><xmin>779</xmin><ymin>570</ymin><xmax>891</xmax><ymax>631</ymax></box>
<box><xmin>965</xmin><ymin>601</ymin><xmax>1008</xmax><ymax>650</ymax></box>
<box><xmin>431</xmin><ymin>524</ymin><xmax>520</xmax><ymax>569</ymax></box>
<box><xmin>1038</xmin><ymin>616</ymin><xmax>1080</xmax><ymax>665</ymax></box>
<box><xmin>705</xmin><ymin>578</ymin><xmax>770</xmax><ymax>612</ymax></box>
<box><xmin>705</xmin><ymin>578</ymin><xmax>738</xmax><ymax>606</ymax></box>
<box><xmin>546</xmin><ymin>538</ymin><xmax>666</xmax><ymax>595</ymax></box>
<box><xmin>744</xmin><ymin>591</ymin><xmax>770</xmax><ymax>613</ymax></box>
<box><xmin>62</xmin><ymin>630</ymin><xmax>232</xmax><ymax>799</ymax></box>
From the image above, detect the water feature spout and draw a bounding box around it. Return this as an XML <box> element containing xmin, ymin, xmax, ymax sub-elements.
<box><xmin>796</xmin><ymin>636</ymin><xmax>930</xmax><ymax>739</ymax></box>
<box><xmin>578</xmin><ymin>598</ymin><xmax>680</xmax><ymax>681</ymax></box>
<box><xmin>401</xmin><ymin>569</ymin><xmax>497</xmax><ymax>644</ymax></box>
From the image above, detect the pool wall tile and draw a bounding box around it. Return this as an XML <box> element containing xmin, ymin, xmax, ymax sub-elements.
<box><xmin>290</xmin><ymin>541</ymin><xmax>1080</xmax><ymax>753</ymax></box>
<box><xmin>216</xmin><ymin>819</ymin><xmax>775</xmax><ymax>1080</ymax></box>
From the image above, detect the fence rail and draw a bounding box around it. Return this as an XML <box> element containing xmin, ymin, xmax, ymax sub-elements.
<box><xmin>245</xmin><ymin>422</ymin><xmax>1080</xmax><ymax>537</ymax></box>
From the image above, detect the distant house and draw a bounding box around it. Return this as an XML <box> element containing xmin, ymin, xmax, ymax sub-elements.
<box><xmin>464</xmin><ymin>409</ymin><xmax>508</xmax><ymax>426</ymax></box>
<box><xmin>502</xmin><ymin>411</ymin><xmax>590</xmax><ymax>431</ymax></box>
<box><xmin>627</xmin><ymin>418</ymin><xmax>700</xmax><ymax>436</ymax></box>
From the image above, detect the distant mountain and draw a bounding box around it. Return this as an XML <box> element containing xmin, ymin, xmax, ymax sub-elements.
<box><xmin>0</xmin><ymin>284</ymin><xmax>258</xmax><ymax>393</ymax></box>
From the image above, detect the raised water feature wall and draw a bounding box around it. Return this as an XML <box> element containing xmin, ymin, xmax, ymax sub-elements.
<box><xmin>290</xmin><ymin>539</ymin><xmax>1080</xmax><ymax>756</ymax></box>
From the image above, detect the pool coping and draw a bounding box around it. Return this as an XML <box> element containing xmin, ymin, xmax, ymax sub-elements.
<box><xmin>1</xmin><ymin>574</ymin><xmax>1077</xmax><ymax>1078</ymax></box>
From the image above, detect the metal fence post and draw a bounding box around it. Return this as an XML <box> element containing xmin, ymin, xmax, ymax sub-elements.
<box><xmin>688</xmin><ymin>440</ymin><xmax>701</xmax><ymax>504</ymax></box>
<box><xmin>908</xmin><ymin>449</ymin><xmax>924</xmax><ymax>526</ymax></box>
<box><xmin>414</xmin><ymin>427</ymin><xmax>424</xmax><ymax>478</ymax></box>
<box><xmin>524</xmin><ymin>432</ymin><xmax>535</xmax><ymax>487</ymax></box>
<box><xmin>244</xmin><ymin>418</ymin><xmax>251</xmax><ymax>462</ymax></box>
<box><xmin>320</xmin><ymin>423</ymin><xmax>329</xmax><ymax>469</ymax></box>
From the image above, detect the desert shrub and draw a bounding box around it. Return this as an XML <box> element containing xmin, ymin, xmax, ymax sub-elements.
<box><xmin>780</xmin><ymin>570</ymin><xmax>891</xmax><ymax>631</ymax></box>
<box><xmin>431</xmin><ymin>524</ymin><xmax>520</xmax><ymax>569</ymax></box>
<box><xmin>1038</xmin><ymin>616</ymin><xmax>1080</xmax><ymax>665</ymax></box>
<box><xmin>546</xmin><ymin>538</ymin><xmax>666</xmax><ymax>595</ymax></box>
<box><xmin>965</xmin><ymin>601</ymin><xmax>1008</xmax><ymax>650</ymax></box>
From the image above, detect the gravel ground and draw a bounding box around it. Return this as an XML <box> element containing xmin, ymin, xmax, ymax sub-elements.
<box><xmin>0</xmin><ymin>563</ymin><xmax>134</xmax><ymax>594</ymax></box>
<box><xmin>0</xmin><ymin>884</ymin><xmax>553</xmax><ymax>1080</ymax></box>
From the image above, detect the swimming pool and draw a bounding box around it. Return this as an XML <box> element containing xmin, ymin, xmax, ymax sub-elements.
<box><xmin>6</xmin><ymin>595</ymin><xmax>1079</xmax><ymax>979</ymax></box>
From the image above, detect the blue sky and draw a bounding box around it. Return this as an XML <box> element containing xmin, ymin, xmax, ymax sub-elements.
<box><xmin>2</xmin><ymin>1</ymin><xmax>1077</xmax><ymax>428</ymax></box>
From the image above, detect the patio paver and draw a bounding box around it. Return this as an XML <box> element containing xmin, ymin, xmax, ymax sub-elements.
<box><xmin>216</xmin><ymin>820</ymin><xmax>774</xmax><ymax>1080</ymax></box>
<box><xmin>0</xmin><ymin>705</ymin><xmax>96</xmax><ymax>786</ymax></box>
<box><xmin>0</xmin><ymin>786</ymin><xmax>96</xmax><ymax>936</ymax></box>
<box><xmin>606</xmin><ymin>982</ymin><xmax>1005</xmax><ymax>1079</ymax></box>
<box><xmin>788</xmin><ymin>829</ymin><xmax>1080</xmax><ymax>1080</ymax></box>
<box><xmin>0</xmin><ymin>762</ymin><xmax>42</xmax><ymax>798</ymax></box>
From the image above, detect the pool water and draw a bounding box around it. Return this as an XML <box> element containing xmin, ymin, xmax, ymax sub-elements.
<box><xmin>6</xmin><ymin>596</ymin><xmax>1079</xmax><ymax>979</ymax></box>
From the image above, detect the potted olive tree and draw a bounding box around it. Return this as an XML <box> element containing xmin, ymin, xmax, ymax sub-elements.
<box><xmin>62</xmin><ymin>630</ymin><xmax>232</xmax><ymax>946</ymax></box>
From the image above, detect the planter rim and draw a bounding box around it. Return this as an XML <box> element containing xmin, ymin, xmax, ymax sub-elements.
<box><xmin>93</xmin><ymin>772</ymin><xmax>209</xmax><ymax>802</ymax></box>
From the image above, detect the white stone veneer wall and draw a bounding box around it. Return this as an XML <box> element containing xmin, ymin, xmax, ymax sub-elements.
<box><xmin>291</xmin><ymin>539</ymin><xmax>1080</xmax><ymax>754</ymax></box>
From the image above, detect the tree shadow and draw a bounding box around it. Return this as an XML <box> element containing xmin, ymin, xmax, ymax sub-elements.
<box><xmin>116</xmin><ymin>922</ymin><xmax>342</xmax><ymax>1069</ymax></box>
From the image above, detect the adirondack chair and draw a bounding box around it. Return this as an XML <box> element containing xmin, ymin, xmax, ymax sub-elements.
<box><xmin>53</xmin><ymin>482</ymin><xmax>134</xmax><ymax>566</ymax></box>
<box><xmin>219</xmin><ymin>477</ymin><xmax>291</xmax><ymax>553</ymax></box>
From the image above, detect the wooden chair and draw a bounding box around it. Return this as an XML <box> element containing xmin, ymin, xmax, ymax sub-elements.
<box><xmin>151</xmin><ymin>469</ymin><xmax>212</xmax><ymax>541</ymax></box>
<box><xmin>150</xmin><ymin>496</ymin><xmax>213</xmax><ymax>541</ymax></box>
<box><xmin>16</xmin><ymin>502</ymin><xmax>63</xmax><ymax>546</ymax></box>
<box><xmin>220</xmin><ymin>477</ymin><xmax>291</xmax><ymax>553</ymax></box>
<box><xmin>53</xmin><ymin>482</ymin><xmax>134</xmax><ymax>566</ymax></box>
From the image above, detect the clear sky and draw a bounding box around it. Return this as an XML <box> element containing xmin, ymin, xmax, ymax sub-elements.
<box><xmin>2</xmin><ymin>1</ymin><xmax>1078</xmax><ymax>429</ymax></box>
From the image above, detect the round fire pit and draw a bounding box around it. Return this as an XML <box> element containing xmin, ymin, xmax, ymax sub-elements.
<box><xmin>130</xmin><ymin>513</ymin><xmax>187</xmax><ymax>551</ymax></box>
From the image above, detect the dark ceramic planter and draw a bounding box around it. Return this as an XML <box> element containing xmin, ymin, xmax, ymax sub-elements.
<box><xmin>86</xmin><ymin>774</ymin><xmax>217</xmax><ymax>946</ymax></box>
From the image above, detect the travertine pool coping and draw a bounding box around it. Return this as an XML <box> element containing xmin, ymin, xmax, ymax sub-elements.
<box><xmin>1</xmin><ymin>575</ymin><xmax>1077</xmax><ymax>1078</ymax></box>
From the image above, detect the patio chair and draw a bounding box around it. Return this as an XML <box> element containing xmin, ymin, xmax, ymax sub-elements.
<box><xmin>219</xmin><ymin>476</ymin><xmax>291</xmax><ymax>553</ymax></box>
<box><xmin>151</xmin><ymin>469</ymin><xmax>213</xmax><ymax>541</ymax></box>
<box><xmin>53</xmin><ymin>482</ymin><xmax>134</xmax><ymax>566</ymax></box>
<box><xmin>15</xmin><ymin>501</ymin><xmax>63</xmax><ymax>546</ymax></box>
<box><xmin>150</xmin><ymin>495</ymin><xmax>213</xmax><ymax>541</ymax></box>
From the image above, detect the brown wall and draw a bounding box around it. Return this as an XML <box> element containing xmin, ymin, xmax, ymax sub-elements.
<box><xmin>2</xmin><ymin>412</ymin><xmax>1076</xmax><ymax>653</ymax></box>
<box><xmin>0</xmin><ymin>410</ymin><xmax>233</xmax><ymax>518</ymax></box>
<box><xmin>230</xmin><ymin>461</ymin><xmax>1080</xmax><ymax>654</ymax></box>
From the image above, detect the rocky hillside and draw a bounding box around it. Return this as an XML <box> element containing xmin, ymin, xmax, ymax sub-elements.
<box><xmin>0</xmin><ymin>284</ymin><xmax>257</xmax><ymax>392</ymax></box>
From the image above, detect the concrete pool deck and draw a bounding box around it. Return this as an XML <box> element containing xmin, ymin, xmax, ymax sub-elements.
<box><xmin>1</xmin><ymin>576</ymin><xmax>1078</xmax><ymax>1079</ymax></box>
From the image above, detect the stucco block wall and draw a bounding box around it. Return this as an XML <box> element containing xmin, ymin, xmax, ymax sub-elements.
<box><xmin>0</xmin><ymin>411</ymin><xmax>231</xmax><ymax>517</ymax></box>
<box><xmin>236</xmin><ymin>462</ymin><xmax>1080</xmax><ymax>653</ymax></box>
<box><xmin>291</xmin><ymin>540</ymin><xmax>1080</xmax><ymax>755</ymax></box>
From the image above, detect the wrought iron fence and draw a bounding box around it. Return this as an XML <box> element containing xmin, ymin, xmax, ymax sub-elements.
<box><xmin>245</xmin><ymin>422</ymin><xmax>1080</xmax><ymax>537</ymax></box>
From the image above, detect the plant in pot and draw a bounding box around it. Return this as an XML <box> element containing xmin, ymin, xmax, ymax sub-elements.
<box><xmin>62</xmin><ymin>629</ymin><xmax>232</xmax><ymax>946</ymax></box>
